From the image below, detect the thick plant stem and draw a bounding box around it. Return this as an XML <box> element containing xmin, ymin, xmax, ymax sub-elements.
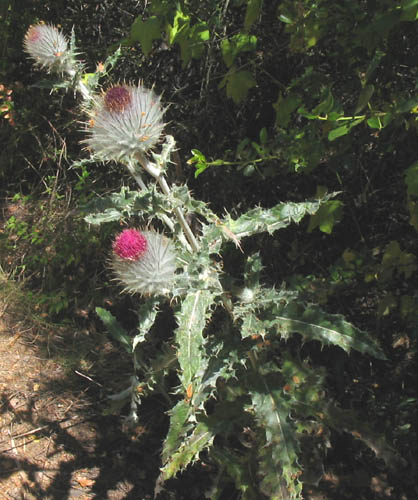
<box><xmin>135</xmin><ymin>152</ymin><xmax>200</xmax><ymax>253</ymax></box>
<box><xmin>127</xmin><ymin>159</ymin><xmax>194</xmax><ymax>250</ymax></box>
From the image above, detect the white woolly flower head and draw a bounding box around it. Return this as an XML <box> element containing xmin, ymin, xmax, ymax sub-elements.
<box><xmin>85</xmin><ymin>83</ymin><xmax>165</xmax><ymax>161</ymax></box>
<box><xmin>111</xmin><ymin>228</ymin><xmax>176</xmax><ymax>296</ymax></box>
<box><xmin>24</xmin><ymin>23</ymin><xmax>72</xmax><ymax>73</ymax></box>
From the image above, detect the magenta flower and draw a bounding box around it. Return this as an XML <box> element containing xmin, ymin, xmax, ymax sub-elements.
<box><xmin>112</xmin><ymin>229</ymin><xmax>148</xmax><ymax>260</ymax></box>
<box><xmin>112</xmin><ymin>229</ymin><xmax>176</xmax><ymax>296</ymax></box>
<box><xmin>104</xmin><ymin>86</ymin><xmax>132</xmax><ymax>113</ymax></box>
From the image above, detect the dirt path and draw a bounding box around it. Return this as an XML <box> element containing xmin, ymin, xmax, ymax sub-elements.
<box><xmin>0</xmin><ymin>298</ymin><xmax>161</xmax><ymax>500</ymax></box>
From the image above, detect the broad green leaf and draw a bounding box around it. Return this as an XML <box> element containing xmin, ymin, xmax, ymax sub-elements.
<box><xmin>274</xmin><ymin>93</ymin><xmax>301</xmax><ymax>128</ymax></box>
<box><xmin>379</xmin><ymin>240</ymin><xmax>417</xmax><ymax>280</ymax></box>
<box><xmin>407</xmin><ymin>199</ymin><xmax>418</xmax><ymax>231</ymax></box>
<box><xmin>405</xmin><ymin>162</ymin><xmax>418</xmax><ymax>197</ymax></box>
<box><xmin>96</xmin><ymin>307</ymin><xmax>131</xmax><ymax>353</ymax></box>
<box><xmin>328</xmin><ymin>117</ymin><xmax>365</xmax><ymax>140</ymax></box>
<box><xmin>297</xmin><ymin>106</ymin><xmax>318</xmax><ymax>120</ymax></box>
<box><xmin>279</xmin><ymin>14</ymin><xmax>293</xmax><ymax>24</ymax></box>
<box><xmin>307</xmin><ymin>200</ymin><xmax>343</xmax><ymax>234</ymax></box>
<box><xmin>364</xmin><ymin>49</ymin><xmax>385</xmax><ymax>83</ymax></box>
<box><xmin>401</xmin><ymin>0</ymin><xmax>418</xmax><ymax>21</ymax></box>
<box><xmin>221</xmin><ymin>68</ymin><xmax>256</xmax><ymax>104</ymax></box>
<box><xmin>367</xmin><ymin>116</ymin><xmax>382</xmax><ymax>129</ymax></box>
<box><xmin>130</xmin><ymin>15</ymin><xmax>162</xmax><ymax>56</ymax></box>
<box><xmin>328</xmin><ymin>124</ymin><xmax>349</xmax><ymax>141</ymax></box>
<box><xmin>354</xmin><ymin>84</ymin><xmax>375</xmax><ymax>113</ymax></box>
<box><xmin>244</xmin><ymin>0</ymin><xmax>263</xmax><ymax>30</ymax></box>
<box><xmin>221</xmin><ymin>34</ymin><xmax>257</xmax><ymax>68</ymax></box>
<box><xmin>175</xmin><ymin>22</ymin><xmax>209</xmax><ymax>66</ymax></box>
<box><xmin>167</xmin><ymin>7</ymin><xmax>190</xmax><ymax>44</ymax></box>
<box><xmin>377</xmin><ymin>293</ymin><xmax>397</xmax><ymax>317</ymax></box>
<box><xmin>312</xmin><ymin>87</ymin><xmax>334</xmax><ymax>115</ymax></box>
<box><xmin>393</xmin><ymin>96</ymin><xmax>418</xmax><ymax>114</ymax></box>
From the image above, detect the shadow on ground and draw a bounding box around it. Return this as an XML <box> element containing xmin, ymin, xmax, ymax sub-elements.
<box><xmin>0</xmin><ymin>301</ymin><xmax>207</xmax><ymax>500</ymax></box>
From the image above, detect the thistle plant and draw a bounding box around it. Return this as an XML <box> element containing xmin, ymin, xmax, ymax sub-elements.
<box><xmin>24</xmin><ymin>24</ymin><xmax>396</xmax><ymax>500</ymax></box>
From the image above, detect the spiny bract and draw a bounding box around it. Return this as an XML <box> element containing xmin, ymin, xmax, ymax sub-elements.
<box><xmin>85</xmin><ymin>83</ymin><xmax>165</xmax><ymax>161</ymax></box>
<box><xmin>24</xmin><ymin>23</ymin><xmax>71</xmax><ymax>73</ymax></box>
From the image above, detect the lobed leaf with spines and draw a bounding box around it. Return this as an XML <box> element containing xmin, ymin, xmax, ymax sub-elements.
<box><xmin>96</xmin><ymin>306</ymin><xmax>132</xmax><ymax>353</ymax></box>
<box><xmin>160</xmin><ymin>419</ymin><xmax>215</xmax><ymax>481</ymax></box>
<box><xmin>210</xmin><ymin>448</ymin><xmax>259</xmax><ymax>500</ymax></box>
<box><xmin>174</xmin><ymin>290</ymin><xmax>215</xmax><ymax>394</ymax></box>
<box><xmin>223</xmin><ymin>193</ymin><xmax>338</xmax><ymax>239</ymax></box>
<box><xmin>248</xmin><ymin>368</ymin><xmax>303</xmax><ymax>500</ymax></box>
<box><xmin>235</xmin><ymin>287</ymin><xmax>386</xmax><ymax>359</ymax></box>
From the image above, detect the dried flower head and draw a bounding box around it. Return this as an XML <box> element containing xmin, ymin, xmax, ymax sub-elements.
<box><xmin>111</xmin><ymin>229</ymin><xmax>176</xmax><ymax>296</ymax></box>
<box><xmin>24</xmin><ymin>23</ymin><xmax>71</xmax><ymax>72</ymax></box>
<box><xmin>85</xmin><ymin>83</ymin><xmax>165</xmax><ymax>161</ymax></box>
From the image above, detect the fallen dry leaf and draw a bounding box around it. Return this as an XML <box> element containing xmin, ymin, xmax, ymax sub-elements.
<box><xmin>76</xmin><ymin>477</ymin><xmax>95</xmax><ymax>488</ymax></box>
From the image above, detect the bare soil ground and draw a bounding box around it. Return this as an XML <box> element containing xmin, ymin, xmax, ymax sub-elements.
<box><xmin>0</xmin><ymin>294</ymin><xmax>165</xmax><ymax>500</ymax></box>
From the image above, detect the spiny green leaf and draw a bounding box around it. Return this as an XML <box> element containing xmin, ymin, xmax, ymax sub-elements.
<box><xmin>162</xmin><ymin>400</ymin><xmax>193</xmax><ymax>464</ymax></box>
<box><xmin>322</xmin><ymin>402</ymin><xmax>404</xmax><ymax>470</ymax></box>
<box><xmin>244</xmin><ymin>0</ymin><xmax>263</xmax><ymax>31</ymax></box>
<box><xmin>132</xmin><ymin>297</ymin><xmax>160</xmax><ymax>350</ymax></box>
<box><xmin>211</xmin><ymin>448</ymin><xmax>259</xmax><ymax>499</ymax></box>
<box><xmin>244</xmin><ymin>252</ymin><xmax>263</xmax><ymax>289</ymax></box>
<box><xmin>193</xmin><ymin>336</ymin><xmax>242</xmax><ymax>408</ymax></box>
<box><xmin>161</xmin><ymin>420</ymin><xmax>214</xmax><ymax>480</ymax></box>
<box><xmin>270</xmin><ymin>300</ymin><xmax>386</xmax><ymax>359</ymax></box>
<box><xmin>175</xmin><ymin>290</ymin><xmax>214</xmax><ymax>391</ymax></box>
<box><xmin>249</xmin><ymin>371</ymin><xmax>303</xmax><ymax>499</ymax></box>
<box><xmin>223</xmin><ymin>194</ymin><xmax>338</xmax><ymax>239</ymax></box>
<box><xmin>95</xmin><ymin>307</ymin><xmax>131</xmax><ymax>353</ymax></box>
<box><xmin>129</xmin><ymin>15</ymin><xmax>162</xmax><ymax>56</ymax></box>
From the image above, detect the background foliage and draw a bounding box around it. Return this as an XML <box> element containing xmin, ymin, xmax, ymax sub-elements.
<box><xmin>1</xmin><ymin>1</ymin><xmax>417</xmax><ymax>499</ymax></box>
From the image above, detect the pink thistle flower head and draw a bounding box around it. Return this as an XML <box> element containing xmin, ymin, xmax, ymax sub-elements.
<box><xmin>23</xmin><ymin>23</ymin><xmax>71</xmax><ymax>73</ymax></box>
<box><xmin>85</xmin><ymin>82</ymin><xmax>165</xmax><ymax>161</ymax></box>
<box><xmin>112</xmin><ymin>229</ymin><xmax>148</xmax><ymax>260</ymax></box>
<box><xmin>104</xmin><ymin>86</ymin><xmax>132</xmax><ymax>113</ymax></box>
<box><xmin>111</xmin><ymin>229</ymin><xmax>176</xmax><ymax>296</ymax></box>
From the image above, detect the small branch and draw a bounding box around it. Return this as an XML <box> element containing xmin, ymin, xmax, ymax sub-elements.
<box><xmin>74</xmin><ymin>370</ymin><xmax>103</xmax><ymax>387</ymax></box>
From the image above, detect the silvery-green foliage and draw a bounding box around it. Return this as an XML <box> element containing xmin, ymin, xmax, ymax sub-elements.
<box><xmin>25</xmin><ymin>25</ymin><xmax>392</xmax><ymax>500</ymax></box>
